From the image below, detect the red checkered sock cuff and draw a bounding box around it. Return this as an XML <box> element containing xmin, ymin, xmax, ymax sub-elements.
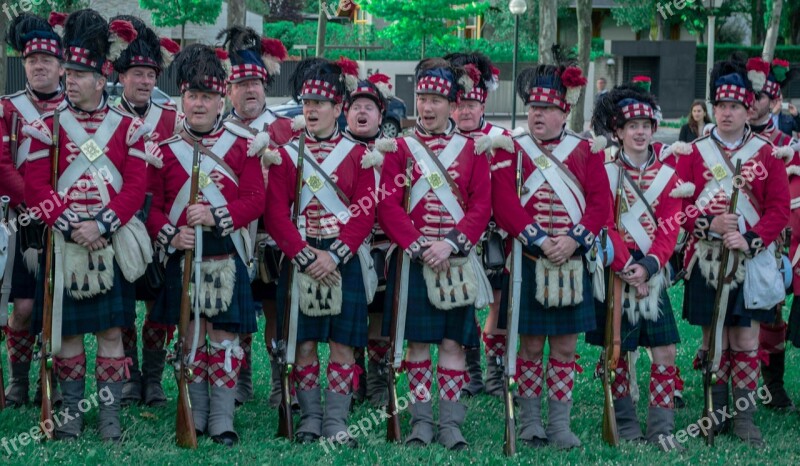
<box><xmin>649</xmin><ymin>364</ymin><xmax>677</xmax><ymax>408</ymax></box>
<box><xmin>483</xmin><ymin>333</ymin><xmax>507</xmax><ymax>359</ymax></box>
<box><xmin>437</xmin><ymin>366</ymin><xmax>468</xmax><ymax>402</ymax></box>
<box><xmin>208</xmin><ymin>344</ymin><xmax>244</xmax><ymax>389</ymax></box>
<box><xmin>327</xmin><ymin>361</ymin><xmax>363</xmax><ymax>395</ymax></box>
<box><xmin>293</xmin><ymin>360</ymin><xmax>321</xmax><ymax>392</ymax></box>
<box><xmin>516</xmin><ymin>357</ymin><xmax>544</xmax><ymax>399</ymax></box>
<box><xmin>55</xmin><ymin>353</ymin><xmax>87</xmax><ymax>382</ymax></box>
<box><xmin>715</xmin><ymin>350</ymin><xmax>732</xmax><ymax>385</ymax></box>
<box><xmin>121</xmin><ymin>326</ymin><xmax>137</xmax><ymax>352</ymax></box>
<box><xmin>731</xmin><ymin>349</ymin><xmax>763</xmax><ymax>391</ymax></box>
<box><xmin>611</xmin><ymin>357</ymin><xmax>630</xmax><ymax>400</ymax></box>
<box><xmin>96</xmin><ymin>356</ymin><xmax>132</xmax><ymax>383</ymax></box>
<box><xmin>5</xmin><ymin>327</ymin><xmax>35</xmax><ymax>363</ymax></box>
<box><xmin>403</xmin><ymin>359</ymin><xmax>433</xmax><ymax>401</ymax></box>
<box><xmin>546</xmin><ymin>358</ymin><xmax>576</xmax><ymax>402</ymax></box>
<box><xmin>758</xmin><ymin>322</ymin><xmax>787</xmax><ymax>354</ymax></box>
<box><xmin>367</xmin><ymin>340</ymin><xmax>390</xmax><ymax>363</ymax></box>
<box><xmin>190</xmin><ymin>347</ymin><xmax>209</xmax><ymax>383</ymax></box>
<box><xmin>141</xmin><ymin>321</ymin><xmax>169</xmax><ymax>350</ymax></box>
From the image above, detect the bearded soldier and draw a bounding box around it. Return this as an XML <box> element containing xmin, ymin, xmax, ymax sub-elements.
<box><xmin>446</xmin><ymin>52</ymin><xmax>507</xmax><ymax>398</ymax></box>
<box><xmin>24</xmin><ymin>9</ymin><xmax>149</xmax><ymax>440</ymax></box>
<box><xmin>491</xmin><ymin>58</ymin><xmax>607</xmax><ymax>449</ymax></box>
<box><xmin>587</xmin><ymin>83</ymin><xmax>684</xmax><ymax>451</ymax></box>
<box><xmin>217</xmin><ymin>25</ymin><xmax>294</xmax><ymax>407</ymax></box>
<box><xmin>1</xmin><ymin>12</ymin><xmax>65</xmax><ymax>408</ymax></box>
<box><xmin>677</xmin><ymin>55</ymin><xmax>789</xmax><ymax>448</ymax></box>
<box><xmin>108</xmin><ymin>15</ymin><xmax>181</xmax><ymax>408</ymax></box>
<box><xmin>378</xmin><ymin>58</ymin><xmax>492</xmax><ymax>450</ymax></box>
<box><xmin>744</xmin><ymin>58</ymin><xmax>798</xmax><ymax>410</ymax></box>
<box><xmin>145</xmin><ymin>43</ymin><xmax>265</xmax><ymax>446</ymax></box>
<box><xmin>264</xmin><ymin>57</ymin><xmax>375</xmax><ymax>446</ymax></box>
<box><xmin>342</xmin><ymin>72</ymin><xmax>395</xmax><ymax>407</ymax></box>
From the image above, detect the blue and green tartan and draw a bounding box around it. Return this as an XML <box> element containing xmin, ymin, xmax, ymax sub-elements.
<box><xmin>683</xmin><ymin>271</ymin><xmax>775</xmax><ymax>328</ymax></box>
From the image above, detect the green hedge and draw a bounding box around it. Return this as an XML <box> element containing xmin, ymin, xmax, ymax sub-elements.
<box><xmin>264</xmin><ymin>22</ymin><xmax>605</xmax><ymax>63</ymax></box>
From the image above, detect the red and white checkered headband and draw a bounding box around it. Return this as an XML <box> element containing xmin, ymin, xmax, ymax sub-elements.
<box><xmin>714</xmin><ymin>84</ymin><xmax>754</xmax><ymax>108</ymax></box>
<box><xmin>416</xmin><ymin>76</ymin><xmax>453</xmax><ymax>99</ymax></box>
<box><xmin>620</xmin><ymin>103</ymin><xmax>654</xmax><ymax>121</ymax></box>
<box><xmin>762</xmin><ymin>80</ymin><xmax>781</xmax><ymax>100</ymax></box>
<box><xmin>300</xmin><ymin>79</ymin><xmax>341</xmax><ymax>103</ymax></box>
<box><xmin>23</xmin><ymin>38</ymin><xmax>62</xmax><ymax>59</ymax></box>
<box><xmin>128</xmin><ymin>55</ymin><xmax>160</xmax><ymax>70</ymax></box>
<box><xmin>180</xmin><ymin>76</ymin><xmax>226</xmax><ymax>96</ymax></box>
<box><xmin>66</xmin><ymin>46</ymin><xmax>101</xmax><ymax>72</ymax></box>
<box><xmin>228</xmin><ymin>64</ymin><xmax>268</xmax><ymax>84</ymax></box>
<box><xmin>461</xmin><ymin>87</ymin><xmax>487</xmax><ymax>103</ymax></box>
<box><xmin>527</xmin><ymin>87</ymin><xmax>569</xmax><ymax>112</ymax></box>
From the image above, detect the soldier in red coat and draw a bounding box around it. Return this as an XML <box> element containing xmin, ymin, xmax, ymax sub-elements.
<box><xmin>676</xmin><ymin>56</ymin><xmax>789</xmax><ymax>448</ymax></box>
<box><xmin>1</xmin><ymin>13</ymin><xmax>65</xmax><ymax>408</ymax></box>
<box><xmin>587</xmin><ymin>83</ymin><xmax>684</xmax><ymax>451</ymax></box>
<box><xmin>24</xmin><ymin>9</ymin><xmax>147</xmax><ymax>441</ymax></box>
<box><xmin>342</xmin><ymin>73</ymin><xmax>394</xmax><ymax>407</ymax></box>
<box><xmin>145</xmin><ymin>44</ymin><xmax>265</xmax><ymax>446</ymax></box>
<box><xmin>745</xmin><ymin>58</ymin><xmax>799</xmax><ymax>410</ymax></box>
<box><xmin>490</xmin><ymin>60</ymin><xmax>607</xmax><ymax>449</ymax></box>
<box><xmin>264</xmin><ymin>58</ymin><xmax>375</xmax><ymax>446</ymax></box>
<box><xmin>446</xmin><ymin>52</ymin><xmax>508</xmax><ymax>398</ymax></box>
<box><xmin>377</xmin><ymin>58</ymin><xmax>491</xmax><ymax>450</ymax></box>
<box><xmin>218</xmin><ymin>25</ymin><xmax>295</xmax><ymax>408</ymax></box>
<box><xmin>107</xmin><ymin>15</ymin><xmax>180</xmax><ymax>409</ymax></box>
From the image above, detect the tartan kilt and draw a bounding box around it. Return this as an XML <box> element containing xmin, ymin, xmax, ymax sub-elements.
<box><xmin>149</xmin><ymin>251</ymin><xmax>257</xmax><ymax>335</ymax></box>
<box><xmin>31</xmin><ymin>259</ymin><xmax>135</xmax><ymax>337</ymax></box>
<box><xmin>497</xmin><ymin>254</ymin><xmax>595</xmax><ymax>336</ymax></box>
<box><xmin>683</xmin><ymin>269</ymin><xmax>775</xmax><ymax>327</ymax></box>
<box><xmin>368</xmin><ymin>290</ymin><xmax>386</xmax><ymax>314</ymax></box>
<box><xmin>380</xmin><ymin>250</ymin><xmax>479</xmax><ymax>347</ymax></box>
<box><xmin>10</xmin><ymin>238</ymin><xmax>37</xmax><ymax>300</ymax></box>
<box><xmin>787</xmin><ymin>296</ymin><xmax>800</xmax><ymax>348</ymax></box>
<box><xmin>585</xmin><ymin>285</ymin><xmax>680</xmax><ymax>352</ymax></box>
<box><xmin>276</xmin><ymin>238</ymin><xmax>368</xmax><ymax>348</ymax></box>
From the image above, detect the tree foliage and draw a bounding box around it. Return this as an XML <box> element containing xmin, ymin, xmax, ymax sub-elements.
<box><xmin>139</xmin><ymin>0</ymin><xmax>222</xmax><ymax>43</ymax></box>
<box><xmin>28</xmin><ymin>0</ymin><xmax>87</xmax><ymax>16</ymax></box>
<box><xmin>359</xmin><ymin>0</ymin><xmax>491</xmax><ymax>58</ymax></box>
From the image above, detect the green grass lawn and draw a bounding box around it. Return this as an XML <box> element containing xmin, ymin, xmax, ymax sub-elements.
<box><xmin>2</xmin><ymin>284</ymin><xmax>800</xmax><ymax>465</ymax></box>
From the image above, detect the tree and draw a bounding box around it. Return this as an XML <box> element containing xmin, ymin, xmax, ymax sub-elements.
<box><xmin>762</xmin><ymin>0</ymin><xmax>783</xmax><ymax>60</ymax></box>
<box><xmin>751</xmin><ymin>0</ymin><xmax>766</xmax><ymax>45</ymax></box>
<box><xmin>780</xmin><ymin>0</ymin><xmax>799</xmax><ymax>44</ymax></box>
<box><xmin>29</xmin><ymin>0</ymin><xmax>87</xmax><ymax>17</ymax></box>
<box><xmin>360</xmin><ymin>0</ymin><xmax>490</xmax><ymax>59</ymax></box>
<box><xmin>569</xmin><ymin>0</ymin><xmax>591</xmax><ymax>133</ymax></box>
<box><xmin>228</xmin><ymin>0</ymin><xmax>246</xmax><ymax>27</ymax></box>
<box><xmin>139</xmin><ymin>0</ymin><xmax>222</xmax><ymax>45</ymax></box>
<box><xmin>0</xmin><ymin>18</ymin><xmax>6</xmax><ymax>95</ymax></box>
<box><xmin>539</xmin><ymin>0</ymin><xmax>557</xmax><ymax>64</ymax></box>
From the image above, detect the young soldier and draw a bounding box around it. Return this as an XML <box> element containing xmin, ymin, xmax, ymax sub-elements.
<box><xmin>587</xmin><ymin>84</ymin><xmax>683</xmax><ymax>450</ymax></box>
<box><xmin>745</xmin><ymin>58</ymin><xmax>798</xmax><ymax>410</ymax></box>
<box><xmin>109</xmin><ymin>15</ymin><xmax>181</xmax><ymax>408</ymax></box>
<box><xmin>342</xmin><ymin>72</ymin><xmax>394</xmax><ymax>407</ymax></box>
<box><xmin>146</xmin><ymin>44</ymin><xmax>265</xmax><ymax>446</ymax></box>
<box><xmin>491</xmin><ymin>59</ymin><xmax>608</xmax><ymax>449</ymax></box>
<box><xmin>446</xmin><ymin>52</ymin><xmax>507</xmax><ymax>398</ymax></box>
<box><xmin>677</xmin><ymin>56</ymin><xmax>789</xmax><ymax>448</ymax></box>
<box><xmin>1</xmin><ymin>12</ymin><xmax>65</xmax><ymax>407</ymax></box>
<box><xmin>24</xmin><ymin>9</ymin><xmax>147</xmax><ymax>440</ymax></box>
<box><xmin>218</xmin><ymin>25</ymin><xmax>294</xmax><ymax>407</ymax></box>
<box><xmin>264</xmin><ymin>58</ymin><xmax>375</xmax><ymax>446</ymax></box>
<box><xmin>378</xmin><ymin>58</ymin><xmax>492</xmax><ymax>450</ymax></box>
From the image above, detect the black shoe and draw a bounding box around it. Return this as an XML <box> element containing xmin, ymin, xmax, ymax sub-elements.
<box><xmin>295</xmin><ymin>432</ymin><xmax>320</xmax><ymax>444</ymax></box>
<box><xmin>211</xmin><ymin>431</ymin><xmax>239</xmax><ymax>447</ymax></box>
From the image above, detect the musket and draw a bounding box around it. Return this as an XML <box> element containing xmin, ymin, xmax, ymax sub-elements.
<box><xmin>40</xmin><ymin>108</ymin><xmax>60</xmax><ymax>439</ymax></box>
<box><xmin>276</xmin><ymin>133</ymin><xmax>306</xmax><ymax>440</ymax></box>
<box><xmin>175</xmin><ymin>142</ymin><xmax>200</xmax><ymax>449</ymax></box>
<box><xmin>386</xmin><ymin>156</ymin><xmax>413</xmax><ymax>442</ymax></box>
<box><xmin>601</xmin><ymin>165</ymin><xmax>625</xmax><ymax>446</ymax></box>
<box><xmin>704</xmin><ymin>159</ymin><xmax>742</xmax><ymax>446</ymax></box>
<box><xmin>501</xmin><ymin>150</ymin><xmax>526</xmax><ymax>456</ymax></box>
<box><xmin>0</xmin><ymin>195</ymin><xmax>10</xmax><ymax>410</ymax></box>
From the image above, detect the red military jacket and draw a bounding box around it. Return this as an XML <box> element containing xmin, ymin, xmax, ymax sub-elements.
<box><xmin>230</xmin><ymin>107</ymin><xmax>298</xmax><ymax>148</ymax></box>
<box><xmin>604</xmin><ymin>142</ymin><xmax>682</xmax><ymax>274</ymax></box>
<box><xmin>755</xmin><ymin>119</ymin><xmax>794</xmax><ymax>147</ymax></box>
<box><xmin>490</xmin><ymin>129</ymin><xmax>610</xmax><ymax>254</ymax></box>
<box><xmin>460</xmin><ymin>120</ymin><xmax>507</xmax><ymax>140</ymax></box>
<box><xmin>25</xmin><ymin>99</ymin><xmax>147</xmax><ymax>237</ymax></box>
<box><xmin>1</xmin><ymin>87</ymin><xmax>65</xmax><ymax>207</ymax></box>
<box><xmin>378</xmin><ymin>122</ymin><xmax>491</xmax><ymax>256</ymax></box>
<box><xmin>675</xmin><ymin>127</ymin><xmax>790</xmax><ymax>267</ymax></box>
<box><xmin>146</xmin><ymin>120</ymin><xmax>265</xmax><ymax>252</ymax></box>
<box><xmin>265</xmin><ymin>128</ymin><xmax>373</xmax><ymax>265</ymax></box>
